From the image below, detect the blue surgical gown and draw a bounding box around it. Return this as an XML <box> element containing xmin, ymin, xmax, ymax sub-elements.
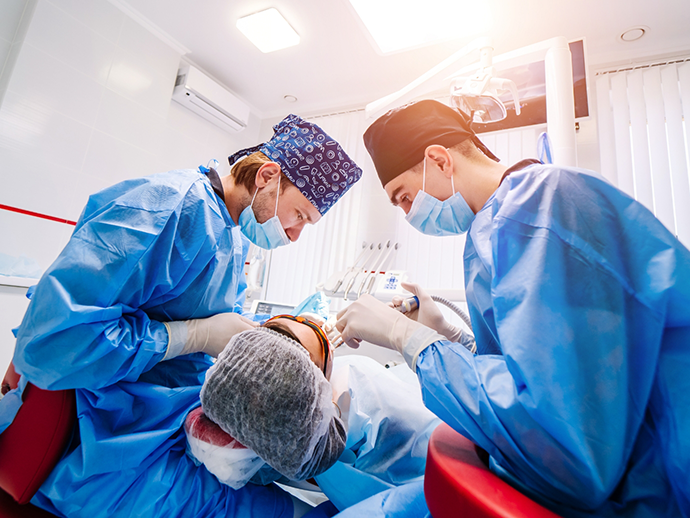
<box><xmin>315</xmin><ymin>356</ymin><xmax>439</xmax><ymax>511</ymax></box>
<box><xmin>412</xmin><ymin>164</ymin><xmax>690</xmax><ymax>517</ymax></box>
<box><xmin>6</xmin><ymin>170</ymin><xmax>293</xmax><ymax>518</ymax></box>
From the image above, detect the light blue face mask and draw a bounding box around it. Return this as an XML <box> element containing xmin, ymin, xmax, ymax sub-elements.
<box><xmin>405</xmin><ymin>156</ymin><xmax>475</xmax><ymax>236</ymax></box>
<box><xmin>239</xmin><ymin>175</ymin><xmax>291</xmax><ymax>250</ymax></box>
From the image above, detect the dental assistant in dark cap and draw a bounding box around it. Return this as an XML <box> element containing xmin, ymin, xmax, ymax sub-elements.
<box><xmin>334</xmin><ymin>99</ymin><xmax>690</xmax><ymax>518</ymax></box>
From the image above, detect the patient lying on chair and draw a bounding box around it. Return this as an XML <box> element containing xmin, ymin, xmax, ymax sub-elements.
<box><xmin>189</xmin><ymin>324</ymin><xmax>345</xmax><ymax>487</ymax></box>
<box><xmin>186</xmin><ymin>315</ymin><xmax>440</xmax><ymax>512</ymax></box>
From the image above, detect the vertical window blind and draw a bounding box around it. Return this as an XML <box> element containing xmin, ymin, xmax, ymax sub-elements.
<box><xmin>596</xmin><ymin>58</ymin><xmax>690</xmax><ymax>247</ymax></box>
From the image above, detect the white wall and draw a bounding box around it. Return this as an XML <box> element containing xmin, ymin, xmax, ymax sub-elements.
<box><xmin>0</xmin><ymin>0</ymin><xmax>261</xmax><ymax>373</ymax></box>
<box><xmin>0</xmin><ymin>285</ymin><xmax>30</xmax><ymax>375</ymax></box>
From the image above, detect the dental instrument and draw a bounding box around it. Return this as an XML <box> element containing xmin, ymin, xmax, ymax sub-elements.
<box><xmin>327</xmin><ymin>242</ymin><xmax>372</xmax><ymax>294</ymax></box>
<box><xmin>344</xmin><ymin>243</ymin><xmax>381</xmax><ymax>301</ymax></box>
<box><xmin>357</xmin><ymin>240</ymin><xmax>391</xmax><ymax>298</ymax></box>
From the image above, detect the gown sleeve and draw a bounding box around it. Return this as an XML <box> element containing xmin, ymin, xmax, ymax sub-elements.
<box><xmin>13</xmin><ymin>177</ymin><xmax>225</xmax><ymax>391</ymax></box>
<box><xmin>414</xmin><ymin>172</ymin><xmax>669</xmax><ymax>511</ymax></box>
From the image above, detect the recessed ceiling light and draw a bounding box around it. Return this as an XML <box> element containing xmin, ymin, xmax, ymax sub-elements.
<box><xmin>283</xmin><ymin>94</ymin><xmax>298</xmax><ymax>103</ymax></box>
<box><xmin>620</xmin><ymin>26</ymin><xmax>648</xmax><ymax>42</ymax></box>
<box><xmin>237</xmin><ymin>8</ymin><xmax>300</xmax><ymax>53</ymax></box>
<box><xmin>347</xmin><ymin>0</ymin><xmax>492</xmax><ymax>54</ymax></box>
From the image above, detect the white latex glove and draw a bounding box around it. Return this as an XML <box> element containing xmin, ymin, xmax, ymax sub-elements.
<box><xmin>335</xmin><ymin>294</ymin><xmax>424</xmax><ymax>353</ymax></box>
<box><xmin>393</xmin><ymin>282</ymin><xmax>463</xmax><ymax>343</ymax></box>
<box><xmin>164</xmin><ymin>313</ymin><xmax>258</xmax><ymax>360</ymax></box>
<box><xmin>322</xmin><ymin>314</ymin><xmax>342</xmax><ymax>347</ymax></box>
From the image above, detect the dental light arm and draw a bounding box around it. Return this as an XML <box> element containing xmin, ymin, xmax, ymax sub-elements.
<box><xmin>449</xmin><ymin>43</ymin><xmax>521</xmax><ymax>124</ymax></box>
<box><xmin>365</xmin><ymin>37</ymin><xmax>493</xmax><ymax>120</ymax></box>
<box><xmin>367</xmin><ymin>36</ymin><xmax>576</xmax><ymax>166</ymax></box>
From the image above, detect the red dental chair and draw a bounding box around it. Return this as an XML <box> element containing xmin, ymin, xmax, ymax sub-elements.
<box><xmin>0</xmin><ymin>363</ymin><xmax>75</xmax><ymax>518</ymax></box>
<box><xmin>425</xmin><ymin>423</ymin><xmax>561</xmax><ymax>518</ymax></box>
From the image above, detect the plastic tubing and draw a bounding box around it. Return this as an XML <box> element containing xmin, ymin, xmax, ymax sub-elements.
<box><xmin>397</xmin><ymin>295</ymin><xmax>473</xmax><ymax>331</ymax></box>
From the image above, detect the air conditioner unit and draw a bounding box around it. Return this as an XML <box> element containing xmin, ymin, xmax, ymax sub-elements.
<box><xmin>172</xmin><ymin>65</ymin><xmax>250</xmax><ymax>132</ymax></box>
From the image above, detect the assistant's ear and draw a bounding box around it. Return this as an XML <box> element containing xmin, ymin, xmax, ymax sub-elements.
<box><xmin>254</xmin><ymin>162</ymin><xmax>282</xmax><ymax>189</ymax></box>
<box><xmin>424</xmin><ymin>145</ymin><xmax>454</xmax><ymax>179</ymax></box>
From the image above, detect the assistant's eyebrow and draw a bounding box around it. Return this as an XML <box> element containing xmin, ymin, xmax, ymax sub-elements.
<box><xmin>389</xmin><ymin>186</ymin><xmax>404</xmax><ymax>206</ymax></box>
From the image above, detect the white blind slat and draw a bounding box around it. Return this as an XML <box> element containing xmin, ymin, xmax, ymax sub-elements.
<box><xmin>627</xmin><ymin>70</ymin><xmax>654</xmax><ymax>211</ymax></box>
<box><xmin>643</xmin><ymin>66</ymin><xmax>676</xmax><ymax>234</ymax></box>
<box><xmin>508</xmin><ymin>131</ymin><xmax>523</xmax><ymax>164</ymax></box>
<box><xmin>494</xmin><ymin>132</ymin><xmax>509</xmax><ymax>162</ymax></box>
<box><xmin>610</xmin><ymin>73</ymin><xmax>635</xmax><ymax>196</ymax></box>
<box><xmin>661</xmin><ymin>65</ymin><xmax>690</xmax><ymax>243</ymax></box>
<box><xmin>595</xmin><ymin>74</ymin><xmax>618</xmax><ymax>186</ymax></box>
<box><xmin>479</xmin><ymin>134</ymin><xmax>495</xmax><ymax>154</ymax></box>
<box><xmin>680</xmin><ymin>62</ymin><xmax>690</xmax><ymax>198</ymax></box>
<box><xmin>522</xmin><ymin>126</ymin><xmax>541</xmax><ymax>159</ymax></box>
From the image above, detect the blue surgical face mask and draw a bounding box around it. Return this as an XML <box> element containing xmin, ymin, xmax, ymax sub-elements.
<box><xmin>239</xmin><ymin>175</ymin><xmax>291</xmax><ymax>250</ymax></box>
<box><xmin>405</xmin><ymin>155</ymin><xmax>475</xmax><ymax>236</ymax></box>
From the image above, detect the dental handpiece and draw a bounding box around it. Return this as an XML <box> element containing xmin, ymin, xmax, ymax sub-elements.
<box><xmin>395</xmin><ymin>296</ymin><xmax>419</xmax><ymax>314</ymax></box>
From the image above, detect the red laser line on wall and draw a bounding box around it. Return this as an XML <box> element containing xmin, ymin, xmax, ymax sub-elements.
<box><xmin>0</xmin><ymin>204</ymin><xmax>77</xmax><ymax>226</ymax></box>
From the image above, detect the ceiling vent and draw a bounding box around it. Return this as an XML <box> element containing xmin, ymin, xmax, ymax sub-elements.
<box><xmin>172</xmin><ymin>65</ymin><xmax>250</xmax><ymax>132</ymax></box>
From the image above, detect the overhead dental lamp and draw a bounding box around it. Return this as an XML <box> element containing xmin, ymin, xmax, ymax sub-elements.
<box><xmin>449</xmin><ymin>45</ymin><xmax>521</xmax><ymax>124</ymax></box>
<box><xmin>365</xmin><ymin>36</ymin><xmax>577</xmax><ymax>166</ymax></box>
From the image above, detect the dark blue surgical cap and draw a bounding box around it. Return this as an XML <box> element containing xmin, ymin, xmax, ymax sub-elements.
<box><xmin>228</xmin><ymin>114</ymin><xmax>363</xmax><ymax>216</ymax></box>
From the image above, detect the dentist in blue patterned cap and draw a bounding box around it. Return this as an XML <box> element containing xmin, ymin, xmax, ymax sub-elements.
<box><xmin>226</xmin><ymin>113</ymin><xmax>363</xmax><ymax>248</ymax></box>
<box><xmin>7</xmin><ymin>114</ymin><xmax>362</xmax><ymax>518</ymax></box>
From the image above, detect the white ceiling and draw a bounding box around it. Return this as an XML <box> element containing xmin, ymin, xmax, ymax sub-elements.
<box><xmin>125</xmin><ymin>0</ymin><xmax>690</xmax><ymax>119</ymax></box>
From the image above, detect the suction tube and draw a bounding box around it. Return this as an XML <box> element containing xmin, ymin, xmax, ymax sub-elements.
<box><xmin>396</xmin><ymin>295</ymin><xmax>476</xmax><ymax>353</ymax></box>
<box><xmin>397</xmin><ymin>295</ymin><xmax>473</xmax><ymax>331</ymax></box>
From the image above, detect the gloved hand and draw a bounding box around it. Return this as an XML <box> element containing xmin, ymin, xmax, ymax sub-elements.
<box><xmin>164</xmin><ymin>313</ymin><xmax>258</xmax><ymax>360</ymax></box>
<box><xmin>335</xmin><ymin>294</ymin><xmax>424</xmax><ymax>353</ymax></box>
<box><xmin>392</xmin><ymin>282</ymin><xmax>463</xmax><ymax>343</ymax></box>
<box><xmin>299</xmin><ymin>312</ymin><xmax>344</xmax><ymax>350</ymax></box>
<box><xmin>322</xmin><ymin>314</ymin><xmax>342</xmax><ymax>347</ymax></box>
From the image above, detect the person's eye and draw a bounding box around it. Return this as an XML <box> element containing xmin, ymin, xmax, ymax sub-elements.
<box><xmin>401</xmin><ymin>195</ymin><xmax>410</xmax><ymax>204</ymax></box>
<box><xmin>296</xmin><ymin>211</ymin><xmax>303</xmax><ymax>221</ymax></box>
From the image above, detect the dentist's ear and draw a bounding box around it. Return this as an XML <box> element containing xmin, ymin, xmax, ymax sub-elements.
<box><xmin>253</xmin><ymin>162</ymin><xmax>282</xmax><ymax>190</ymax></box>
<box><xmin>424</xmin><ymin>145</ymin><xmax>455</xmax><ymax>180</ymax></box>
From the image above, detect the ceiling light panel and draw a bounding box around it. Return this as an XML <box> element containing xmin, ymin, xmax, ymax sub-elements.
<box><xmin>347</xmin><ymin>0</ymin><xmax>492</xmax><ymax>54</ymax></box>
<box><xmin>237</xmin><ymin>8</ymin><xmax>300</xmax><ymax>53</ymax></box>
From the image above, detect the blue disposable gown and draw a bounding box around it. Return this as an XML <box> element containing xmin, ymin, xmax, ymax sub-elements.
<box><xmin>412</xmin><ymin>164</ymin><xmax>690</xmax><ymax>517</ymax></box>
<box><xmin>315</xmin><ymin>356</ymin><xmax>439</xmax><ymax>511</ymax></box>
<box><xmin>6</xmin><ymin>170</ymin><xmax>293</xmax><ymax>518</ymax></box>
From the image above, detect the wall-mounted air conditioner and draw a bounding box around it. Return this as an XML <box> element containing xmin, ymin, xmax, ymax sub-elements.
<box><xmin>172</xmin><ymin>65</ymin><xmax>250</xmax><ymax>132</ymax></box>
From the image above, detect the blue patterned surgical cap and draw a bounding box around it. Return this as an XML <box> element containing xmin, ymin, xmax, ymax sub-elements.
<box><xmin>228</xmin><ymin>114</ymin><xmax>363</xmax><ymax>216</ymax></box>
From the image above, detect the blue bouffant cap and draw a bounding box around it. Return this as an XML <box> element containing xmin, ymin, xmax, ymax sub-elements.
<box><xmin>228</xmin><ymin>114</ymin><xmax>363</xmax><ymax>216</ymax></box>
